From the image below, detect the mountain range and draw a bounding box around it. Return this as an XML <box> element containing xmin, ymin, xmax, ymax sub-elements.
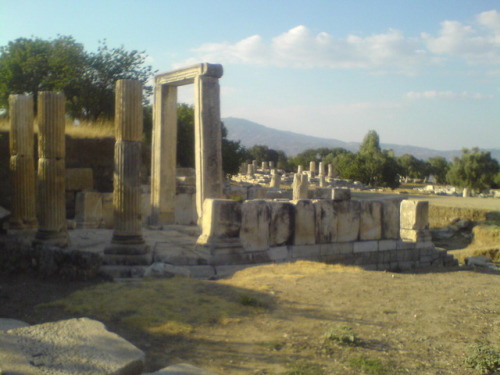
<box><xmin>222</xmin><ymin>117</ymin><xmax>500</xmax><ymax>161</ymax></box>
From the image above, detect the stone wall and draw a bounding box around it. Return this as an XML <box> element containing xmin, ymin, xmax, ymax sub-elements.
<box><xmin>196</xmin><ymin>197</ymin><xmax>456</xmax><ymax>271</ymax></box>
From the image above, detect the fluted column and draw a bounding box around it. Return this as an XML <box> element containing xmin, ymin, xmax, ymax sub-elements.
<box><xmin>34</xmin><ymin>92</ymin><xmax>69</xmax><ymax>246</ymax></box>
<box><xmin>104</xmin><ymin>79</ymin><xmax>150</xmax><ymax>265</ymax></box>
<box><xmin>9</xmin><ymin>95</ymin><xmax>37</xmax><ymax>229</ymax></box>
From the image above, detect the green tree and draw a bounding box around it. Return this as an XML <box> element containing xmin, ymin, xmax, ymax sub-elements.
<box><xmin>247</xmin><ymin>145</ymin><xmax>287</xmax><ymax>168</ymax></box>
<box><xmin>333</xmin><ymin>130</ymin><xmax>400</xmax><ymax>188</ymax></box>
<box><xmin>0</xmin><ymin>36</ymin><xmax>155</xmax><ymax>119</ymax></box>
<box><xmin>428</xmin><ymin>156</ymin><xmax>450</xmax><ymax>185</ymax></box>
<box><xmin>0</xmin><ymin>36</ymin><xmax>86</xmax><ymax>110</ymax></box>
<box><xmin>446</xmin><ymin>148</ymin><xmax>499</xmax><ymax>192</ymax></box>
<box><xmin>398</xmin><ymin>154</ymin><xmax>431</xmax><ymax>182</ymax></box>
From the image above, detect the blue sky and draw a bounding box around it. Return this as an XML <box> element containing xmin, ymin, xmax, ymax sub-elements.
<box><xmin>1</xmin><ymin>0</ymin><xmax>499</xmax><ymax>151</ymax></box>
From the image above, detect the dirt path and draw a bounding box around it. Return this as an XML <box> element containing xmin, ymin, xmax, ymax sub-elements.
<box><xmin>1</xmin><ymin>262</ymin><xmax>498</xmax><ymax>375</ymax></box>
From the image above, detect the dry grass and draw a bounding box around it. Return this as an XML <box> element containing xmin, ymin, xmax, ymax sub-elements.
<box><xmin>0</xmin><ymin>117</ymin><xmax>114</xmax><ymax>138</ymax></box>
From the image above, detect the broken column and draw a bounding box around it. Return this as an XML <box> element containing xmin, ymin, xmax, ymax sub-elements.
<box><xmin>104</xmin><ymin>80</ymin><xmax>150</xmax><ymax>264</ymax></box>
<box><xmin>270</xmin><ymin>169</ymin><xmax>281</xmax><ymax>188</ymax></box>
<box><xmin>292</xmin><ymin>173</ymin><xmax>309</xmax><ymax>200</ymax></box>
<box><xmin>34</xmin><ymin>92</ymin><xmax>69</xmax><ymax>246</ymax></box>
<box><xmin>400</xmin><ymin>200</ymin><xmax>431</xmax><ymax>242</ymax></box>
<box><xmin>318</xmin><ymin>162</ymin><xmax>325</xmax><ymax>177</ymax></box>
<box><xmin>309</xmin><ymin>161</ymin><xmax>316</xmax><ymax>178</ymax></box>
<box><xmin>9</xmin><ymin>94</ymin><xmax>37</xmax><ymax>229</ymax></box>
<box><xmin>247</xmin><ymin>163</ymin><xmax>254</xmax><ymax>177</ymax></box>
<box><xmin>261</xmin><ymin>161</ymin><xmax>269</xmax><ymax>171</ymax></box>
<box><xmin>327</xmin><ymin>164</ymin><xmax>334</xmax><ymax>179</ymax></box>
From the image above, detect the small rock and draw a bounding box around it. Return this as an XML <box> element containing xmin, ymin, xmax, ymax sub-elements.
<box><xmin>0</xmin><ymin>319</ymin><xmax>30</xmax><ymax>332</ymax></box>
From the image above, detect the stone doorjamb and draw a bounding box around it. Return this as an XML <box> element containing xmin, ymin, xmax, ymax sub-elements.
<box><xmin>150</xmin><ymin>63</ymin><xmax>224</xmax><ymax>226</ymax></box>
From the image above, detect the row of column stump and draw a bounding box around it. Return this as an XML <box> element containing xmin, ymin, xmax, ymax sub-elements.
<box><xmin>8</xmin><ymin>80</ymin><xmax>150</xmax><ymax>265</ymax></box>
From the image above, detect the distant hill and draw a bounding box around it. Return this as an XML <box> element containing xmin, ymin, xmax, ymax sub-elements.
<box><xmin>223</xmin><ymin>117</ymin><xmax>500</xmax><ymax>161</ymax></box>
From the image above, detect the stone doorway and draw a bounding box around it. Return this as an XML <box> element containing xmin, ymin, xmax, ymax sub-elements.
<box><xmin>149</xmin><ymin>63</ymin><xmax>224</xmax><ymax>226</ymax></box>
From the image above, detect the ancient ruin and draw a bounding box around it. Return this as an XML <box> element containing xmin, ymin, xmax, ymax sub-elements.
<box><xmin>1</xmin><ymin>64</ymin><xmax>458</xmax><ymax>280</ymax></box>
<box><xmin>150</xmin><ymin>63</ymin><xmax>224</xmax><ymax>226</ymax></box>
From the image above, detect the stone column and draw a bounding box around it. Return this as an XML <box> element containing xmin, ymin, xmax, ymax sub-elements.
<box><xmin>270</xmin><ymin>169</ymin><xmax>281</xmax><ymax>188</ymax></box>
<box><xmin>292</xmin><ymin>173</ymin><xmax>309</xmax><ymax>200</ymax></box>
<box><xmin>150</xmin><ymin>84</ymin><xmax>177</xmax><ymax>226</ymax></box>
<box><xmin>327</xmin><ymin>164</ymin><xmax>334</xmax><ymax>179</ymax></box>
<box><xmin>261</xmin><ymin>161</ymin><xmax>269</xmax><ymax>171</ymax></box>
<box><xmin>269</xmin><ymin>161</ymin><xmax>275</xmax><ymax>169</ymax></box>
<box><xmin>9</xmin><ymin>95</ymin><xmax>37</xmax><ymax>229</ymax></box>
<box><xmin>309</xmin><ymin>161</ymin><xmax>316</xmax><ymax>177</ymax></box>
<box><xmin>104</xmin><ymin>80</ymin><xmax>150</xmax><ymax>264</ymax></box>
<box><xmin>318</xmin><ymin>162</ymin><xmax>325</xmax><ymax>177</ymax></box>
<box><xmin>194</xmin><ymin>74</ymin><xmax>224</xmax><ymax>221</ymax></box>
<box><xmin>246</xmin><ymin>163</ymin><xmax>254</xmax><ymax>177</ymax></box>
<box><xmin>297</xmin><ymin>165</ymin><xmax>303</xmax><ymax>174</ymax></box>
<box><xmin>34</xmin><ymin>92</ymin><xmax>69</xmax><ymax>246</ymax></box>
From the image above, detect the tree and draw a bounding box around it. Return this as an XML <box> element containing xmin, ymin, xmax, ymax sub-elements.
<box><xmin>428</xmin><ymin>156</ymin><xmax>450</xmax><ymax>185</ymax></box>
<box><xmin>446</xmin><ymin>148</ymin><xmax>499</xmax><ymax>192</ymax></box>
<box><xmin>398</xmin><ymin>154</ymin><xmax>431</xmax><ymax>182</ymax></box>
<box><xmin>333</xmin><ymin>130</ymin><xmax>400</xmax><ymax>188</ymax></box>
<box><xmin>0</xmin><ymin>36</ymin><xmax>155</xmax><ymax>119</ymax></box>
<box><xmin>247</xmin><ymin>145</ymin><xmax>287</xmax><ymax>168</ymax></box>
<box><xmin>0</xmin><ymin>36</ymin><xmax>86</xmax><ymax>110</ymax></box>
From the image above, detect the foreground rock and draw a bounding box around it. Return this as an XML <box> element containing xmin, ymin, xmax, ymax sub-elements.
<box><xmin>0</xmin><ymin>317</ymin><xmax>144</xmax><ymax>375</ymax></box>
<box><xmin>145</xmin><ymin>363</ymin><xmax>220</xmax><ymax>375</ymax></box>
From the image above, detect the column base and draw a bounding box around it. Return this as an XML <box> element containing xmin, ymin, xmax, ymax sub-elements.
<box><xmin>33</xmin><ymin>230</ymin><xmax>70</xmax><ymax>247</ymax></box>
<box><xmin>103</xmin><ymin>244</ymin><xmax>152</xmax><ymax>265</ymax></box>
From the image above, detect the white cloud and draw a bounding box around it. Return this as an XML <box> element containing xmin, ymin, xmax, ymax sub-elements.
<box><xmin>404</xmin><ymin>91</ymin><xmax>493</xmax><ymax>100</ymax></box>
<box><xmin>180</xmin><ymin>10</ymin><xmax>500</xmax><ymax>70</ymax></box>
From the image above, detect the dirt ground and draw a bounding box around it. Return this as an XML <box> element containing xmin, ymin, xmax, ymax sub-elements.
<box><xmin>1</xmin><ymin>261</ymin><xmax>498</xmax><ymax>375</ymax></box>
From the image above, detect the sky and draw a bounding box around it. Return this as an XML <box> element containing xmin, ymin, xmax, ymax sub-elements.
<box><xmin>1</xmin><ymin>0</ymin><xmax>499</xmax><ymax>151</ymax></box>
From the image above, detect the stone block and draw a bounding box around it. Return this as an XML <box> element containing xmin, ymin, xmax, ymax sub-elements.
<box><xmin>141</xmin><ymin>191</ymin><xmax>152</xmax><ymax>226</ymax></box>
<box><xmin>75</xmin><ymin>191</ymin><xmax>103</xmax><ymax>229</ymax></box>
<box><xmin>175</xmin><ymin>193</ymin><xmax>197</xmax><ymax>225</ymax></box>
<box><xmin>400</xmin><ymin>200</ymin><xmax>429</xmax><ymax>230</ymax></box>
<box><xmin>292</xmin><ymin>200</ymin><xmax>316</xmax><ymax>245</ymax></box>
<box><xmin>240</xmin><ymin>200</ymin><xmax>271</xmax><ymax>251</ymax></box>
<box><xmin>291</xmin><ymin>245</ymin><xmax>321</xmax><ymax>259</ymax></box>
<box><xmin>101</xmin><ymin>192</ymin><xmax>114</xmax><ymax>229</ymax></box>
<box><xmin>359</xmin><ymin>200</ymin><xmax>382</xmax><ymax>240</ymax></box>
<box><xmin>268</xmin><ymin>246</ymin><xmax>290</xmax><ymax>262</ymax></box>
<box><xmin>353</xmin><ymin>240</ymin><xmax>378</xmax><ymax>253</ymax></box>
<box><xmin>400</xmin><ymin>229</ymin><xmax>432</xmax><ymax>242</ymax></box>
<box><xmin>397</xmin><ymin>240</ymin><xmax>415</xmax><ymax>250</ymax></box>
<box><xmin>268</xmin><ymin>201</ymin><xmax>294</xmax><ymax>246</ymax></box>
<box><xmin>381</xmin><ymin>198</ymin><xmax>401</xmax><ymax>239</ymax></box>
<box><xmin>0</xmin><ymin>317</ymin><xmax>144</xmax><ymax>375</ymax></box>
<box><xmin>311</xmin><ymin>188</ymin><xmax>332</xmax><ymax>199</ymax></box>
<box><xmin>320</xmin><ymin>242</ymin><xmax>353</xmax><ymax>257</ymax></box>
<box><xmin>196</xmin><ymin>199</ymin><xmax>242</xmax><ymax>247</ymax></box>
<box><xmin>335</xmin><ymin>200</ymin><xmax>360</xmax><ymax>242</ymax></box>
<box><xmin>332</xmin><ymin>188</ymin><xmax>351</xmax><ymax>201</ymax></box>
<box><xmin>313</xmin><ymin>199</ymin><xmax>337</xmax><ymax>244</ymax></box>
<box><xmin>65</xmin><ymin>168</ymin><xmax>94</xmax><ymax>191</ymax></box>
<box><xmin>378</xmin><ymin>239</ymin><xmax>398</xmax><ymax>251</ymax></box>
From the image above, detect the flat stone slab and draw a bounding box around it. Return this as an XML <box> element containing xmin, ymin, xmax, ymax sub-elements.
<box><xmin>145</xmin><ymin>363</ymin><xmax>220</xmax><ymax>375</ymax></box>
<box><xmin>0</xmin><ymin>318</ymin><xmax>30</xmax><ymax>331</ymax></box>
<box><xmin>0</xmin><ymin>317</ymin><xmax>144</xmax><ymax>375</ymax></box>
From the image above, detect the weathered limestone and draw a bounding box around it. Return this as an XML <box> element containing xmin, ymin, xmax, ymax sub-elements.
<box><xmin>240</xmin><ymin>200</ymin><xmax>270</xmax><ymax>251</ymax></box>
<box><xmin>327</xmin><ymin>164</ymin><xmax>334</xmax><ymax>179</ymax></box>
<box><xmin>270</xmin><ymin>169</ymin><xmax>281</xmax><ymax>188</ymax></box>
<box><xmin>268</xmin><ymin>201</ymin><xmax>294</xmax><ymax>246</ymax></box>
<box><xmin>105</xmin><ymin>80</ymin><xmax>150</xmax><ymax>264</ymax></box>
<box><xmin>318</xmin><ymin>175</ymin><xmax>326</xmax><ymax>187</ymax></box>
<box><xmin>9</xmin><ymin>95</ymin><xmax>36</xmax><ymax>229</ymax></box>
<box><xmin>293</xmin><ymin>200</ymin><xmax>316</xmax><ymax>245</ymax></box>
<box><xmin>381</xmin><ymin>198</ymin><xmax>401</xmax><ymax>239</ymax></box>
<box><xmin>247</xmin><ymin>163</ymin><xmax>254</xmax><ymax>177</ymax></box>
<box><xmin>314</xmin><ymin>200</ymin><xmax>337</xmax><ymax>243</ymax></box>
<box><xmin>335</xmin><ymin>200</ymin><xmax>361</xmax><ymax>242</ymax></box>
<box><xmin>309</xmin><ymin>161</ymin><xmax>316</xmax><ymax>177</ymax></box>
<box><xmin>318</xmin><ymin>161</ymin><xmax>325</xmax><ymax>177</ymax></box>
<box><xmin>269</xmin><ymin>161</ymin><xmax>275</xmax><ymax>169</ymax></box>
<box><xmin>359</xmin><ymin>200</ymin><xmax>382</xmax><ymax>240</ymax></box>
<box><xmin>196</xmin><ymin>199</ymin><xmax>241</xmax><ymax>248</ymax></box>
<box><xmin>297</xmin><ymin>165</ymin><xmax>303</xmax><ymax>174</ymax></box>
<box><xmin>400</xmin><ymin>200</ymin><xmax>430</xmax><ymax>243</ymax></box>
<box><xmin>0</xmin><ymin>318</ymin><xmax>144</xmax><ymax>375</ymax></box>
<box><xmin>261</xmin><ymin>161</ymin><xmax>269</xmax><ymax>171</ymax></box>
<box><xmin>332</xmin><ymin>188</ymin><xmax>351</xmax><ymax>201</ymax></box>
<box><xmin>75</xmin><ymin>191</ymin><xmax>102</xmax><ymax>229</ymax></box>
<box><xmin>65</xmin><ymin>168</ymin><xmax>93</xmax><ymax>191</ymax></box>
<box><xmin>151</xmin><ymin>63</ymin><xmax>223</xmax><ymax>226</ymax></box>
<box><xmin>292</xmin><ymin>173</ymin><xmax>309</xmax><ymax>200</ymax></box>
<box><xmin>35</xmin><ymin>92</ymin><xmax>69</xmax><ymax>246</ymax></box>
